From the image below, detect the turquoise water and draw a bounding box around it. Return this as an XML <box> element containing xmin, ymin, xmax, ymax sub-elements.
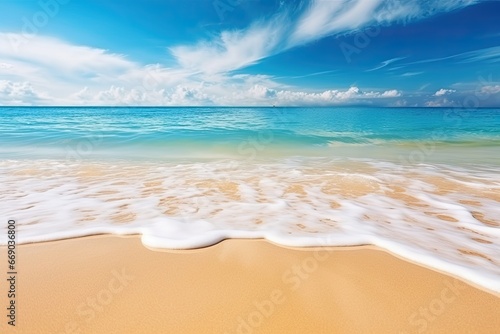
<box><xmin>1</xmin><ymin>107</ymin><xmax>500</xmax><ymax>292</ymax></box>
<box><xmin>1</xmin><ymin>107</ymin><xmax>499</xmax><ymax>163</ymax></box>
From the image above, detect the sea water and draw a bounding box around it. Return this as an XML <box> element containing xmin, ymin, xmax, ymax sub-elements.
<box><xmin>1</xmin><ymin>107</ymin><xmax>499</xmax><ymax>292</ymax></box>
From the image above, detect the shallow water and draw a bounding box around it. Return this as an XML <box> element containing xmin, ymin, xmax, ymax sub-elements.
<box><xmin>1</xmin><ymin>107</ymin><xmax>499</xmax><ymax>292</ymax></box>
<box><xmin>1</xmin><ymin>106</ymin><xmax>499</xmax><ymax>163</ymax></box>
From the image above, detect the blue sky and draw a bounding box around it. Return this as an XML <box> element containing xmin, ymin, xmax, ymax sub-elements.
<box><xmin>0</xmin><ymin>0</ymin><xmax>499</xmax><ymax>106</ymax></box>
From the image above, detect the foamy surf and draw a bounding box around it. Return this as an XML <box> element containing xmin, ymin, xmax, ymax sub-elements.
<box><xmin>1</xmin><ymin>158</ymin><xmax>499</xmax><ymax>293</ymax></box>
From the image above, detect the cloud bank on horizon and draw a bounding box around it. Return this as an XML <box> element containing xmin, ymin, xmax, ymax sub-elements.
<box><xmin>0</xmin><ymin>0</ymin><xmax>499</xmax><ymax>106</ymax></box>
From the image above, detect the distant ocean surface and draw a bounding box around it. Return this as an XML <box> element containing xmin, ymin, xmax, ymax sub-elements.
<box><xmin>1</xmin><ymin>106</ymin><xmax>500</xmax><ymax>163</ymax></box>
<box><xmin>1</xmin><ymin>107</ymin><xmax>500</xmax><ymax>293</ymax></box>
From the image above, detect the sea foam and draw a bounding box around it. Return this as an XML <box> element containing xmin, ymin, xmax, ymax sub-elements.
<box><xmin>1</xmin><ymin>158</ymin><xmax>499</xmax><ymax>293</ymax></box>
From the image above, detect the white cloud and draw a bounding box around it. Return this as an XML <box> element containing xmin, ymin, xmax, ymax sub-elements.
<box><xmin>0</xmin><ymin>33</ymin><xmax>199</xmax><ymax>105</ymax></box>
<box><xmin>457</xmin><ymin>46</ymin><xmax>500</xmax><ymax>64</ymax></box>
<box><xmin>63</xmin><ymin>84</ymin><xmax>402</xmax><ymax>107</ymax></box>
<box><xmin>381</xmin><ymin>89</ymin><xmax>401</xmax><ymax>97</ymax></box>
<box><xmin>270</xmin><ymin>87</ymin><xmax>401</xmax><ymax>106</ymax></box>
<box><xmin>422</xmin><ymin>82</ymin><xmax>500</xmax><ymax>107</ymax></box>
<box><xmin>170</xmin><ymin>0</ymin><xmax>480</xmax><ymax>76</ymax></box>
<box><xmin>401</xmin><ymin>72</ymin><xmax>423</xmax><ymax>77</ymax></box>
<box><xmin>0</xmin><ymin>32</ymin><xmax>406</xmax><ymax>106</ymax></box>
<box><xmin>170</xmin><ymin>19</ymin><xmax>286</xmax><ymax>75</ymax></box>
<box><xmin>291</xmin><ymin>0</ymin><xmax>383</xmax><ymax>45</ymax></box>
<box><xmin>284</xmin><ymin>70</ymin><xmax>338</xmax><ymax>79</ymax></box>
<box><xmin>0</xmin><ymin>80</ymin><xmax>47</xmax><ymax>105</ymax></box>
<box><xmin>480</xmin><ymin>85</ymin><xmax>500</xmax><ymax>95</ymax></box>
<box><xmin>405</xmin><ymin>46</ymin><xmax>500</xmax><ymax>67</ymax></box>
<box><xmin>425</xmin><ymin>98</ymin><xmax>455</xmax><ymax>107</ymax></box>
<box><xmin>289</xmin><ymin>0</ymin><xmax>478</xmax><ymax>46</ymax></box>
<box><xmin>391</xmin><ymin>99</ymin><xmax>408</xmax><ymax>107</ymax></box>
<box><xmin>0</xmin><ymin>33</ymin><xmax>141</xmax><ymax>100</ymax></box>
<box><xmin>366</xmin><ymin>57</ymin><xmax>407</xmax><ymax>72</ymax></box>
<box><xmin>0</xmin><ymin>0</ymin><xmax>482</xmax><ymax>106</ymax></box>
<box><xmin>434</xmin><ymin>88</ymin><xmax>456</xmax><ymax>96</ymax></box>
<box><xmin>0</xmin><ymin>33</ymin><xmax>133</xmax><ymax>74</ymax></box>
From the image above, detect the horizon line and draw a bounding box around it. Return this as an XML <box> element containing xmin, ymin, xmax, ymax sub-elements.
<box><xmin>1</xmin><ymin>105</ymin><xmax>499</xmax><ymax>109</ymax></box>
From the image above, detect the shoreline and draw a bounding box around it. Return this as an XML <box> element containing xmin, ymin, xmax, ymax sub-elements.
<box><xmin>3</xmin><ymin>157</ymin><xmax>499</xmax><ymax>297</ymax></box>
<box><xmin>7</xmin><ymin>233</ymin><xmax>500</xmax><ymax>297</ymax></box>
<box><xmin>1</xmin><ymin>235</ymin><xmax>499</xmax><ymax>333</ymax></box>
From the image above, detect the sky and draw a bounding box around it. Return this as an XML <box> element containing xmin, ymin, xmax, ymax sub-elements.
<box><xmin>0</xmin><ymin>0</ymin><xmax>499</xmax><ymax>107</ymax></box>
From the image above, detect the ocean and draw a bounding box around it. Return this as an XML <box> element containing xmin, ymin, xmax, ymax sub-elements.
<box><xmin>1</xmin><ymin>106</ymin><xmax>500</xmax><ymax>163</ymax></box>
<box><xmin>1</xmin><ymin>107</ymin><xmax>499</xmax><ymax>292</ymax></box>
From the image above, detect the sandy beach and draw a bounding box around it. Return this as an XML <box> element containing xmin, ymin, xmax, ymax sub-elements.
<box><xmin>1</xmin><ymin>236</ymin><xmax>499</xmax><ymax>333</ymax></box>
<box><xmin>2</xmin><ymin>0</ymin><xmax>500</xmax><ymax>333</ymax></box>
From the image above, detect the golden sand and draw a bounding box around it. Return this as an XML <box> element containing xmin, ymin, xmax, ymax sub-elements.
<box><xmin>1</xmin><ymin>237</ymin><xmax>499</xmax><ymax>333</ymax></box>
